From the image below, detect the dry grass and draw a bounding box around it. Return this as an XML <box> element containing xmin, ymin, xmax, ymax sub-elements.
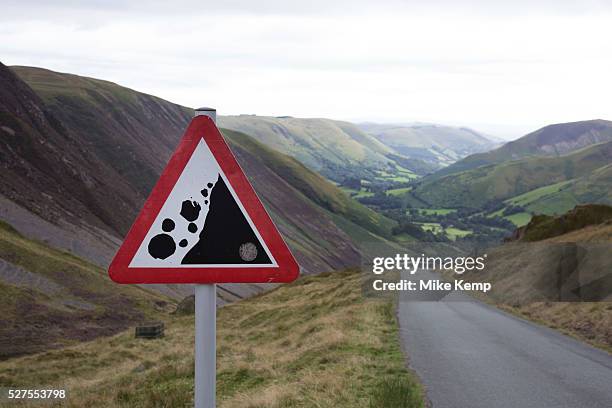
<box><xmin>501</xmin><ymin>302</ymin><xmax>612</xmax><ymax>353</ymax></box>
<box><xmin>0</xmin><ymin>269</ymin><xmax>423</xmax><ymax>407</ymax></box>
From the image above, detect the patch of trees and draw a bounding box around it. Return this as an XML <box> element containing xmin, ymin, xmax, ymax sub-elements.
<box><xmin>502</xmin><ymin>205</ymin><xmax>526</xmax><ymax>216</ymax></box>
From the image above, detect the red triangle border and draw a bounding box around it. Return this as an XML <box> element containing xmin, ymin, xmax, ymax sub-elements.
<box><xmin>109</xmin><ymin>116</ymin><xmax>299</xmax><ymax>284</ymax></box>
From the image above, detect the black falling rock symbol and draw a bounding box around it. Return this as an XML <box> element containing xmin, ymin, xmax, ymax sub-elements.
<box><xmin>148</xmin><ymin>234</ymin><xmax>176</xmax><ymax>259</ymax></box>
<box><xmin>182</xmin><ymin>175</ymin><xmax>271</xmax><ymax>265</ymax></box>
<box><xmin>188</xmin><ymin>223</ymin><xmax>198</xmax><ymax>233</ymax></box>
<box><xmin>162</xmin><ymin>218</ymin><xmax>175</xmax><ymax>232</ymax></box>
<box><xmin>180</xmin><ymin>200</ymin><xmax>201</xmax><ymax>222</ymax></box>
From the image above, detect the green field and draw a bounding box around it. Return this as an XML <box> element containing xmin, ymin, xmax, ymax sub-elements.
<box><xmin>504</xmin><ymin>212</ymin><xmax>532</xmax><ymax>227</ymax></box>
<box><xmin>414</xmin><ymin>222</ymin><xmax>471</xmax><ymax>240</ymax></box>
<box><xmin>387</xmin><ymin>187</ymin><xmax>412</xmax><ymax>196</ymax></box>
<box><xmin>506</xmin><ymin>180</ymin><xmax>571</xmax><ymax>207</ymax></box>
<box><xmin>415</xmin><ymin>222</ymin><xmax>443</xmax><ymax>233</ymax></box>
<box><xmin>445</xmin><ymin>227</ymin><xmax>472</xmax><ymax>239</ymax></box>
<box><xmin>375</xmin><ymin>169</ymin><xmax>417</xmax><ymax>183</ymax></box>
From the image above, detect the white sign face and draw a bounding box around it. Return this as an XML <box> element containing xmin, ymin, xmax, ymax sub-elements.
<box><xmin>129</xmin><ymin>139</ymin><xmax>276</xmax><ymax>268</ymax></box>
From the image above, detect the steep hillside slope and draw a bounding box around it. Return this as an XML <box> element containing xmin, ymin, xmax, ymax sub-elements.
<box><xmin>504</xmin><ymin>164</ymin><xmax>612</xmax><ymax>216</ymax></box>
<box><xmin>413</xmin><ymin>141</ymin><xmax>612</xmax><ymax>209</ymax></box>
<box><xmin>218</xmin><ymin>115</ymin><xmax>395</xmax><ymax>181</ymax></box>
<box><xmin>0</xmin><ymin>62</ymin><xmax>138</xmax><ymax>265</ymax></box>
<box><xmin>360</xmin><ymin>123</ymin><xmax>497</xmax><ymax>168</ymax></box>
<box><xmin>434</xmin><ymin>119</ymin><xmax>612</xmax><ymax>179</ymax></box>
<box><xmin>0</xmin><ymin>220</ymin><xmax>170</xmax><ymax>359</ymax></box>
<box><xmin>12</xmin><ymin>66</ymin><xmax>194</xmax><ymax>199</ymax></box>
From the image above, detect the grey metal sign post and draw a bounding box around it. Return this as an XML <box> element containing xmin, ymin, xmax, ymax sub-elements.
<box><xmin>194</xmin><ymin>107</ymin><xmax>217</xmax><ymax>408</ymax></box>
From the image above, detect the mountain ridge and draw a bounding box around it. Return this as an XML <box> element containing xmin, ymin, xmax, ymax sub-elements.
<box><xmin>412</xmin><ymin>140</ymin><xmax>612</xmax><ymax>209</ymax></box>
<box><xmin>359</xmin><ymin>122</ymin><xmax>499</xmax><ymax>169</ymax></box>
<box><xmin>432</xmin><ymin>119</ymin><xmax>612</xmax><ymax>179</ymax></box>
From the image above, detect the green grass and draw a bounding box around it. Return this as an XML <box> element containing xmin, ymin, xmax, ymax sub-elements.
<box><xmin>0</xmin><ymin>270</ymin><xmax>424</xmax><ymax>408</ymax></box>
<box><xmin>375</xmin><ymin>170</ymin><xmax>415</xmax><ymax>183</ymax></box>
<box><xmin>414</xmin><ymin>222</ymin><xmax>472</xmax><ymax>240</ymax></box>
<box><xmin>414</xmin><ymin>141</ymin><xmax>612</xmax><ymax>209</ymax></box>
<box><xmin>387</xmin><ymin>187</ymin><xmax>412</xmax><ymax>196</ymax></box>
<box><xmin>369</xmin><ymin>377</ymin><xmax>422</xmax><ymax>408</ymax></box>
<box><xmin>414</xmin><ymin>222</ymin><xmax>443</xmax><ymax>233</ymax></box>
<box><xmin>506</xmin><ymin>180</ymin><xmax>571</xmax><ymax>207</ymax></box>
<box><xmin>504</xmin><ymin>212</ymin><xmax>532</xmax><ymax>227</ymax></box>
<box><xmin>445</xmin><ymin>227</ymin><xmax>472</xmax><ymax>240</ymax></box>
<box><xmin>395</xmin><ymin>165</ymin><xmax>418</xmax><ymax>178</ymax></box>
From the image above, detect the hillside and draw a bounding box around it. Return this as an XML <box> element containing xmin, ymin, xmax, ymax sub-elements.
<box><xmin>508</xmin><ymin>204</ymin><xmax>612</xmax><ymax>242</ymax></box>
<box><xmin>412</xmin><ymin>141</ymin><xmax>612</xmax><ymax>209</ymax></box>
<box><xmin>433</xmin><ymin>119</ymin><xmax>612</xmax><ymax>179</ymax></box>
<box><xmin>0</xmin><ymin>220</ymin><xmax>171</xmax><ymax>359</ymax></box>
<box><xmin>0</xmin><ymin>269</ymin><xmax>424</xmax><ymax>407</ymax></box>
<box><xmin>359</xmin><ymin>122</ymin><xmax>498</xmax><ymax>168</ymax></box>
<box><xmin>223</xmin><ymin>129</ymin><xmax>396</xmax><ymax>241</ymax></box>
<box><xmin>2</xmin><ymin>64</ymin><xmax>400</xmax><ymax>277</ymax></box>
<box><xmin>218</xmin><ymin>115</ymin><xmax>397</xmax><ymax>181</ymax></box>
<box><xmin>458</xmin><ymin>205</ymin><xmax>612</xmax><ymax>350</ymax></box>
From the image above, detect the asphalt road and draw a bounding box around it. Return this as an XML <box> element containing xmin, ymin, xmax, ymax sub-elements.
<box><xmin>398</xmin><ymin>293</ymin><xmax>612</xmax><ymax>408</ymax></box>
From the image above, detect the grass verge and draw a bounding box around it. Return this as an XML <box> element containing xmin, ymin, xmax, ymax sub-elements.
<box><xmin>0</xmin><ymin>269</ymin><xmax>423</xmax><ymax>407</ymax></box>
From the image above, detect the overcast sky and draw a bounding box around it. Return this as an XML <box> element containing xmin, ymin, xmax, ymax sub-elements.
<box><xmin>2</xmin><ymin>1</ymin><xmax>612</xmax><ymax>139</ymax></box>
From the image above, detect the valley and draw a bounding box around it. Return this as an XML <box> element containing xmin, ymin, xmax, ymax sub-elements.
<box><xmin>0</xmin><ymin>62</ymin><xmax>611</xmax><ymax>407</ymax></box>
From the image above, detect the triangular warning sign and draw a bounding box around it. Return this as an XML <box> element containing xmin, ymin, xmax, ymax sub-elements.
<box><xmin>109</xmin><ymin>116</ymin><xmax>299</xmax><ymax>284</ymax></box>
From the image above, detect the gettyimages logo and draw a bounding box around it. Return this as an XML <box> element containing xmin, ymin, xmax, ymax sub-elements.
<box><xmin>361</xmin><ymin>241</ymin><xmax>611</xmax><ymax>303</ymax></box>
<box><xmin>372</xmin><ymin>253</ymin><xmax>488</xmax><ymax>275</ymax></box>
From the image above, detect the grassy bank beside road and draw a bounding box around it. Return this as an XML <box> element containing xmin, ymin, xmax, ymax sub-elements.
<box><xmin>0</xmin><ymin>269</ymin><xmax>423</xmax><ymax>407</ymax></box>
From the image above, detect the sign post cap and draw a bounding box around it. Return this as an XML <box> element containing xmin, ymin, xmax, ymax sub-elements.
<box><xmin>195</xmin><ymin>107</ymin><xmax>216</xmax><ymax>123</ymax></box>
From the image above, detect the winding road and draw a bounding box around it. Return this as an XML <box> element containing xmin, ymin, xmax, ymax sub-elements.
<box><xmin>398</xmin><ymin>292</ymin><xmax>612</xmax><ymax>408</ymax></box>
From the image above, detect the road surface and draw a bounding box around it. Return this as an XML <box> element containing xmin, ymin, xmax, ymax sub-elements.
<box><xmin>398</xmin><ymin>293</ymin><xmax>612</xmax><ymax>408</ymax></box>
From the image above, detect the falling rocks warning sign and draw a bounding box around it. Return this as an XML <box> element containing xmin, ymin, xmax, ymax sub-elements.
<box><xmin>108</xmin><ymin>116</ymin><xmax>299</xmax><ymax>284</ymax></box>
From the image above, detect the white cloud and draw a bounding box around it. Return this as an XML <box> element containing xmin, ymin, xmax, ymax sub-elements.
<box><xmin>1</xmin><ymin>1</ymin><xmax>612</xmax><ymax>138</ymax></box>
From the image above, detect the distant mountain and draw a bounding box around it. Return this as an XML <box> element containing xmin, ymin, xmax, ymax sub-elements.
<box><xmin>432</xmin><ymin>119</ymin><xmax>612</xmax><ymax>179</ymax></box>
<box><xmin>218</xmin><ymin>115</ymin><xmax>396</xmax><ymax>181</ymax></box>
<box><xmin>359</xmin><ymin>123</ymin><xmax>499</xmax><ymax>168</ymax></box>
<box><xmin>412</xmin><ymin>141</ymin><xmax>612</xmax><ymax>210</ymax></box>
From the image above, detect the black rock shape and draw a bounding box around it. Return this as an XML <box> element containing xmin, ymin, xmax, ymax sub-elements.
<box><xmin>162</xmin><ymin>218</ymin><xmax>175</xmax><ymax>232</ymax></box>
<box><xmin>207</xmin><ymin>182</ymin><xmax>213</xmax><ymax>188</ymax></box>
<box><xmin>182</xmin><ymin>175</ymin><xmax>271</xmax><ymax>265</ymax></box>
<box><xmin>148</xmin><ymin>234</ymin><xmax>176</xmax><ymax>259</ymax></box>
<box><xmin>188</xmin><ymin>223</ymin><xmax>198</xmax><ymax>233</ymax></box>
<box><xmin>179</xmin><ymin>239</ymin><xmax>188</xmax><ymax>248</ymax></box>
<box><xmin>180</xmin><ymin>200</ymin><xmax>201</xmax><ymax>222</ymax></box>
<box><xmin>201</xmin><ymin>188</ymin><xmax>208</xmax><ymax>198</ymax></box>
